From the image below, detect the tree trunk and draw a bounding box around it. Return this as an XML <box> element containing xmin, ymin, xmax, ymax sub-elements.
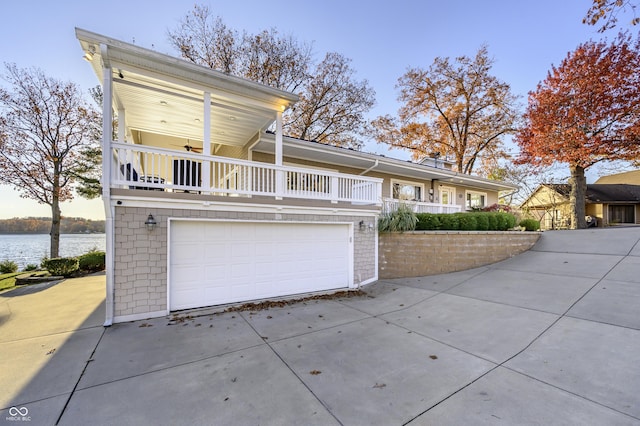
<box><xmin>50</xmin><ymin>194</ymin><xmax>61</xmax><ymax>259</ymax></box>
<box><xmin>569</xmin><ymin>164</ymin><xmax>587</xmax><ymax>229</ymax></box>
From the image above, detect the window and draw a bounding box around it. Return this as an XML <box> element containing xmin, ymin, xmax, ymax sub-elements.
<box><xmin>440</xmin><ymin>186</ymin><xmax>455</xmax><ymax>205</ymax></box>
<box><xmin>466</xmin><ymin>191</ymin><xmax>487</xmax><ymax>210</ymax></box>
<box><xmin>391</xmin><ymin>180</ymin><xmax>423</xmax><ymax>201</ymax></box>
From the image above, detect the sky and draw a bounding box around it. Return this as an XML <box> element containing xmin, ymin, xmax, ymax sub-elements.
<box><xmin>0</xmin><ymin>0</ymin><xmax>629</xmax><ymax>220</ymax></box>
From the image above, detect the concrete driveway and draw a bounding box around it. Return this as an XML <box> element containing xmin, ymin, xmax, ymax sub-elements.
<box><xmin>1</xmin><ymin>227</ymin><xmax>640</xmax><ymax>425</ymax></box>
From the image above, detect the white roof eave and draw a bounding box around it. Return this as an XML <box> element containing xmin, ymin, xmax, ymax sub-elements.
<box><xmin>75</xmin><ymin>28</ymin><xmax>299</xmax><ymax>111</ymax></box>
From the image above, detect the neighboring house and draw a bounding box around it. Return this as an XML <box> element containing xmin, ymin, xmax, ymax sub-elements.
<box><xmin>594</xmin><ymin>169</ymin><xmax>640</xmax><ymax>185</ymax></box>
<box><xmin>77</xmin><ymin>29</ymin><xmax>517</xmax><ymax>324</ymax></box>
<box><xmin>521</xmin><ymin>183</ymin><xmax>640</xmax><ymax>229</ymax></box>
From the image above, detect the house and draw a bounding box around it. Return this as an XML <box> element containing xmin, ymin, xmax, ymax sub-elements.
<box><xmin>76</xmin><ymin>28</ymin><xmax>517</xmax><ymax>325</ymax></box>
<box><xmin>520</xmin><ymin>183</ymin><xmax>640</xmax><ymax>229</ymax></box>
<box><xmin>594</xmin><ymin>169</ymin><xmax>640</xmax><ymax>185</ymax></box>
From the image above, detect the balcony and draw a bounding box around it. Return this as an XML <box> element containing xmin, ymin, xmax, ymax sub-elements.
<box><xmin>383</xmin><ymin>198</ymin><xmax>462</xmax><ymax>214</ymax></box>
<box><xmin>110</xmin><ymin>142</ymin><xmax>383</xmax><ymax>206</ymax></box>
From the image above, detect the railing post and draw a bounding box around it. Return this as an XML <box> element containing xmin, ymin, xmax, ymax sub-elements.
<box><xmin>275</xmin><ymin>168</ymin><xmax>284</xmax><ymax>200</ymax></box>
<box><xmin>330</xmin><ymin>176</ymin><xmax>339</xmax><ymax>203</ymax></box>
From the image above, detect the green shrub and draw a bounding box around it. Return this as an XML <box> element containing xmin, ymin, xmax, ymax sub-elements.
<box><xmin>42</xmin><ymin>257</ymin><xmax>79</xmax><ymax>277</ymax></box>
<box><xmin>456</xmin><ymin>213</ymin><xmax>477</xmax><ymax>230</ymax></box>
<box><xmin>519</xmin><ymin>219</ymin><xmax>541</xmax><ymax>231</ymax></box>
<box><xmin>0</xmin><ymin>260</ymin><xmax>18</xmax><ymax>274</ymax></box>
<box><xmin>495</xmin><ymin>213</ymin><xmax>507</xmax><ymax>230</ymax></box>
<box><xmin>504</xmin><ymin>213</ymin><xmax>517</xmax><ymax>229</ymax></box>
<box><xmin>438</xmin><ymin>214</ymin><xmax>459</xmax><ymax>230</ymax></box>
<box><xmin>486</xmin><ymin>213</ymin><xmax>498</xmax><ymax>230</ymax></box>
<box><xmin>23</xmin><ymin>264</ymin><xmax>39</xmax><ymax>272</ymax></box>
<box><xmin>415</xmin><ymin>213</ymin><xmax>440</xmax><ymax>230</ymax></box>
<box><xmin>78</xmin><ymin>251</ymin><xmax>106</xmax><ymax>272</ymax></box>
<box><xmin>474</xmin><ymin>213</ymin><xmax>490</xmax><ymax>231</ymax></box>
<box><xmin>378</xmin><ymin>204</ymin><xmax>418</xmax><ymax>232</ymax></box>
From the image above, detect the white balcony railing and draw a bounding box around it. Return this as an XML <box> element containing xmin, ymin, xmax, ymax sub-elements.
<box><xmin>383</xmin><ymin>198</ymin><xmax>462</xmax><ymax>214</ymax></box>
<box><xmin>110</xmin><ymin>142</ymin><xmax>382</xmax><ymax>205</ymax></box>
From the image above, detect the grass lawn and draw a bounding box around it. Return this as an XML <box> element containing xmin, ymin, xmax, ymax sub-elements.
<box><xmin>0</xmin><ymin>272</ymin><xmax>23</xmax><ymax>291</ymax></box>
<box><xmin>0</xmin><ymin>271</ymin><xmax>52</xmax><ymax>292</ymax></box>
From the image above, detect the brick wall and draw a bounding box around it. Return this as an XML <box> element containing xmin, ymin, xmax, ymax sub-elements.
<box><xmin>112</xmin><ymin>206</ymin><xmax>376</xmax><ymax>319</ymax></box>
<box><xmin>378</xmin><ymin>231</ymin><xmax>540</xmax><ymax>279</ymax></box>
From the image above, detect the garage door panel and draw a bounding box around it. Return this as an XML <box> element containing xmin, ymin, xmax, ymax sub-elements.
<box><xmin>173</xmin><ymin>222</ymin><xmax>205</xmax><ymax>241</ymax></box>
<box><xmin>203</xmin><ymin>223</ymin><xmax>228</xmax><ymax>239</ymax></box>
<box><xmin>172</xmin><ymin>243</ymin><xmax>205</xmax><ymax>263</ymax></box>
<box><xmin>170</xmin><ymin>221</ymin><xmax>351</xmax><ymax>311</ymax></box>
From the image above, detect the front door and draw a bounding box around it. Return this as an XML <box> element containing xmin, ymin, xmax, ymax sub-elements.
<box><xmin>440</xmin><ymin>187</ymin><xmax>455</xmax><ymax>205</ymax></box>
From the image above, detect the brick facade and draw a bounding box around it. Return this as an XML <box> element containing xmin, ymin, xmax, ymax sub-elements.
<box><xmin>378</xmin><ymin>231</ymin><xmax>540</xmax><ymax>279</ymax></box>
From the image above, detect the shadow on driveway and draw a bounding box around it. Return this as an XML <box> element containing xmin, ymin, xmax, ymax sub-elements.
<box><xmin>0</xmin><ymin>274</ymin><xmax>105</xmax><ymax>425</ymax></box>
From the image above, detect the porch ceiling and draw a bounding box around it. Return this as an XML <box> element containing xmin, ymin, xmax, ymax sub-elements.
<box><xmin>112</xmin><ymin>70</ymin><xmax>276</xmax><ymax>150</ymax></box>
<box><xmin>76</xmin><ymin>28</ymin><xmax>299</xmax><ymax>153</ymax></box>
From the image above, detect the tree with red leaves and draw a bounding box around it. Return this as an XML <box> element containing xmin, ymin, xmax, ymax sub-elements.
<box><xmin>516</xmin><ymin>33</ymin><xmax>640</xmax><ymax>229</ymax></box>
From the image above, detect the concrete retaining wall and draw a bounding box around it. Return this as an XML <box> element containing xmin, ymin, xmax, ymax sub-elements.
<box><xmin>378</xmin><ymin>231</ymin><xmax>541</xmax><ymax>279</ymax></box>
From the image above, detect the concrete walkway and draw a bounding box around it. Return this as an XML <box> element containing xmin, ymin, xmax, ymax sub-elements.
<box><xmin>1</xmin><ymin>228</ymin><xmax>640</xmax><ymax>425</ymax></box>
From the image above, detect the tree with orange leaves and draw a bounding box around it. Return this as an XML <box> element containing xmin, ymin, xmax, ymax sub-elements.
<box><xmin>370</xmin><ymin>46</ymin><xmax>519</xmax><ymax>175</ymax></box>
<box><xmin>516</xmin><ymin>32</ymin><xmax>640</xmax><ymax>229</ymax></box>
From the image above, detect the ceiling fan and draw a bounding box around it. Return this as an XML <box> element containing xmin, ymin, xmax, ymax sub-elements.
<box><xmin>171</xmin><ymin>140</ymin><xmax>202</xmax><ymax>153</ymax></box>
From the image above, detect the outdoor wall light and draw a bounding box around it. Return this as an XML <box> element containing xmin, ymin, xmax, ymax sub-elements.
<box><xmin>83</xmin><ymin>46</ymin><xmax>95</xmax><ymax>62</ymax></box>
<box><xmin>144</xmin><ymin>214</ymin><xmax>157</xmax><ymax>231</ymax></box>
<box><xmin>359</xmin><ymin>220</ymin><xmax>373</xmax><ymax>232</ymax></box>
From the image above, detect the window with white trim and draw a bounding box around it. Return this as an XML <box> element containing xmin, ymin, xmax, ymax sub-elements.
<box><xmin>466</xmin><ymin>190</ymin><xmax>487</xmax><ymax>210</ymax></box>
<box><xmin>391</xmin><ymin>179</ymin><xmax>424</xmax><ymax>201</ymax></box>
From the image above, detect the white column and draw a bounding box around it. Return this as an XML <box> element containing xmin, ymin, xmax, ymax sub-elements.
<box><xmin>102</xmin><ymin>66</ymin><xmax>113</xmax><ymax>198</ymax></box>
<box><xmin>101</xmin><ymin>46</ymin><xmax>115</xmax><ymax>326</ymax></box>
<box><xmin>275</xmin><ymin>111</ymin><xmax>283</xmax><ymax>166</ymax></box>
<box><xmin>117</xmin><ymin>107</ymin><xmax>125</xmax><ymax>143</ymax></box>
<box><xmin>275</xmin><ymin>111</ymin><xmax>284</xmax><ymax>199</ymax></box>
<box><xmin>202</xmin><ymin>92</ymin><xmax>211</xmax><ymax>193</ymax></box>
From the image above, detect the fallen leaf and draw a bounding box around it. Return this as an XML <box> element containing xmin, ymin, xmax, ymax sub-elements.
<box><xmin>373</xmin><ymin>383</ymin><xmax>386</xmax><ymax>389</ymax></box>
<box><xmin>429</xmin><ymin>355</ymin><xmax>438</xmax><ymax>360</ymax></box>
<box><xmin>139</xmin><ymin>323</ymin><xmax>153</xmax><ymax>328</ymax></box>
<box><xmin>224</xmin><ymin>290</ymin><xmax>366</xmax><ymax>313</ymax></box>
<box><xmin>309</xmin><ymin>370</ymin><xmax>322</xmax><ymax>375</ymax></box>
<box><xmin>46</xmin><ymin>348</ymin><xmax>56</xmax><ymax>355</ymax></box>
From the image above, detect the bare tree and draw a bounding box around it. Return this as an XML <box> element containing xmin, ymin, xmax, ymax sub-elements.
<box><xmin>168</xmin><ymin>5</ymin><xmax>375</xmax><ymax>148</ymax></box>
<box><xmin>240</xmin><ymin>28</ymin><xmax>312</xmax><ymax>94</ymax></box>
<box><xmin>583</xmin><ymin>0</ymin><xmax>639</xmax><ymax>32</ymax></box>
<box><xmin>287</xmin><ymin>52</ymin><xmax>375</xmax><ymax>149</ymax></box>
<box><xmin>0</xmin><ymin>64</ymin><xmax>101</xmax><ymax>257</ymax></box>
<box><xmin>167</xmin><ymin>5</ymin><xmax>240</xmax><ymax>73</ymax></box>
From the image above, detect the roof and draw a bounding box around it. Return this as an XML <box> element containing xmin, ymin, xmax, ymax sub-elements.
<box><xmin>587</xmin><ymin>184</ymin><xmax>640</xmax><ymax>203</ymax></box>
<box><xmin>594</xmin><ymin>170</ymin><xmax>640</xmax><ymax>185</ymax></box>
<box><xmin>253</xmin><ymin>133</ymin><xmax>519</xmax><ymax>192</ymax></box>
<box><xmin>76</xmin><ymin>28</ymin><xmax>298</xmax><ymax>149</ymax></box>
<box><xmin>522</xmin><ymin>183</ymin><xmax>640</xmax><ymax>207</ymax></box>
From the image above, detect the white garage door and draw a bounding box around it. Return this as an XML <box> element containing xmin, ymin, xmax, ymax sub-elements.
<box><xmin>169</xmin><ymin>220</ymin><xmax>352</xmax><ymax>311</ymax></box>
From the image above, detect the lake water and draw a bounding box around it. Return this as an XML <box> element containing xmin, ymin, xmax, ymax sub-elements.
<box><xmin>0</xmin><ymin>234</ymin><xmax>106</xmax><ymax>270</ymax></box>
